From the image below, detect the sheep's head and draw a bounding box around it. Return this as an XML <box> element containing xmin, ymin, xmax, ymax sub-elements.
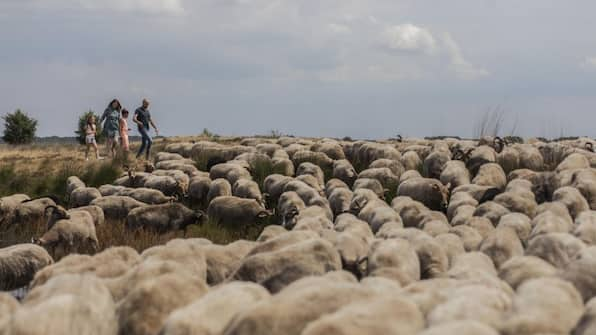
<box><xmin>45</xmin><ymin>205</ymin><xmax>70</xmax><ymax>221</ymax></box>
<box><xmin>431</xmin><ymin>183</ymin><xmax>450</xmax><ymax>212</ymax></box>
<box><xmin>585</xmin><ymin>142</ymin><xmax>594</xmax><ymax>153</ymax></box>
<box><xmin>282</xmin><ymin>207</ymin><xmax>300</xmax><ymax>229</ymax></box>
<box><xmin>144</xmin><ymin>162</ymin><xmax>155</xmax><ymax>173</ymax></box>
<box><xmin>494</xmin><ymin>137</ymin><xmax>505</xmax><ymax>153</ymax></box>
<box><xmin>194</xmin><ymin>210</ymin><xmax>207</xmax><ymax>224</ymax></box>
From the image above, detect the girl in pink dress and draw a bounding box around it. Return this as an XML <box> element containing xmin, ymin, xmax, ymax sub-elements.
<box><xmin>120</xmin><ymin>109</ymin><xmax>131</xmax><ymax>152</ymax></box>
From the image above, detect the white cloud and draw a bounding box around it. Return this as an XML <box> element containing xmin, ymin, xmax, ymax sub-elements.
<box><xmin>581</xmin><ymin>57</ymin><xmax>596</xmax><ymax>71</ymax></box>
<box><xmin>381</xmin><ymin>24</ymin><xmax>437</xmax><ymax>53</ymax></box>
<box><xmin>328</xmin><ymin>23</ymin><xmax>351</xmax><ymax>34</ymax></box>
<box><xmin>441</xmin><ymin>33</ymin><xmax>489</xmax><ymax>80</ymax></box>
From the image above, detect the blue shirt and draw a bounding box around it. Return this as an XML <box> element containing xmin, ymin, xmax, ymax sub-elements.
<box><xmin>135</xmin><ymin>107</ymin><xmax>152</xmax><ymax>130</ymax></box>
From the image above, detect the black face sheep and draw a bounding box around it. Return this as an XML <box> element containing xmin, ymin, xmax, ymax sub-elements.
<box><xmin>126</xmin><ymin>203</ymin><xmax>205</xmax><ymax>234</ymax></box>
<box><xmin>13</xmin><ymin>197</ymin><xmax>57</xmax><ymax>226</ymax></box>
<box><xmin>207</xmin><ymin>196</ymin><xmax>271</xmax><ymax>229</ymax></box>
<box><xmin>397</xmin><ymin>177</ymin><xmax>450</xmax><ymax>212</ymax></box>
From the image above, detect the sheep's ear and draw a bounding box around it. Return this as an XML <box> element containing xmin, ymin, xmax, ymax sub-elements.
<box><xmin>431</xmin><ymin>183</ymin><xmax>440</xmax><ymax>191</ymax></box>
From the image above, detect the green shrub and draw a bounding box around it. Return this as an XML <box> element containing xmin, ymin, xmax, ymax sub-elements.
<box><xmin>75</xmin><ymin>110</ymin><xmax>104</xmax><ymax>145</ymax></box>
<box><xmin>2</xmin><ymin>109</ymin><xmax>38</xmax><ymax>145</ymax></box>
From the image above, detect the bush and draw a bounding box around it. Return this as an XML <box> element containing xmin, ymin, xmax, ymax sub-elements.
<box><xmin>2</xmin><ymin>109</ymin><xmax>38</xmax><ymax>145</ymax></box>
<box><xmin>75</xmin><ymin>110</ymin><xmax>104</xmax><ymax>145</ymax></box>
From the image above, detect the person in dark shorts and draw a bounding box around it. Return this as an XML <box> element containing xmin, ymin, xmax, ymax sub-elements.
<box><xmin>133</xmin><ymin>98</ymin><xmax>159</xmax><ymax>160</ymax></box>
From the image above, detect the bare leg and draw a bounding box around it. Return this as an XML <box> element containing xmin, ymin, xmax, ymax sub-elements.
<box><xmin>93</xmin><ymin>142</ymin><xmax>100</xmax><ymax>159</ymax></box>
<box><xmin>85</xmin><ymin>143</ymin><xmax>90</xmax><ymax>160</ymax></box>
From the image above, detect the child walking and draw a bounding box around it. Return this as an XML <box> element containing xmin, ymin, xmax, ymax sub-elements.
<box><xmin>85</xmin><ymin>115</ymin><xmax>101</xmax><ymax>161</ymax></box>
<box><xmin>120</xmin><ymin>109</ymin><xmax>131</xmax><ymax>152</ymax></box>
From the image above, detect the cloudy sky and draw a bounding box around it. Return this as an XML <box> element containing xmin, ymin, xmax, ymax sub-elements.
<box><xmin>1</xmin><ymin>0</ymin><xmax>595</xmax><ymax>139</ymax></box>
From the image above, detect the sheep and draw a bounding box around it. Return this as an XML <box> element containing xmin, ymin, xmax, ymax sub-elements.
<box><xmin>66</xmin><ymin>176</ymin><xmax>85</xmax><ymax>195</ymax></box>
<box><xmin>312</xmin><ymin>141</ymin><xmax>346</xmax><ymax>160</ymax></box>
<box><xmin>0</xmin><ymin>194</ymin><xmax>30</xmax><ymax>226</ymax></box>
<box><xmin>573</xmin><ymin>211</ymin><xmax>596</xmax><ymax>245</ymax></box>
<box><xmin>473</xmin><ymin>201</ymin><xmax>510</xmax><ymax>226</ymax></box>
<box><xmin>328</xmin><ymin>187</ymin><xmax>353</xmax><ymax>217</ymax></box>
<box><xmin>118</xmin><ymin>187</ymin><xmax>176</xmax><ymax>205</ymax></box>
<box><xmin>98</xmin><ymin>184</ymin><xmax>127</xmax><ymax>196</ymax></box>
<box><xmin>574</xmin><ymin>296</ymin><xmax>596</xmax><ymax>335</ymax></box>
<box><xmin>152</xmin><ymin>168</ymin><xmax>192</xmax><ymax>187</ymax></box>
<box><xmin>69</xmin><ymin>205</ymin><xmax>105</xmax><ymax>227</ymax></box>
<box><xmin>515</xmin><ymin>143</ymin><xmax>545</xmax><ymax>171</ymax></box>
<box><xmin>472</xmin><ymin>163</ymin><xmax>507</xmax><ymax>190</ymax></box>
<box><xmin>296</xmin><ymin>162</ymin><xmax>325</xmax><ymax>188</ymax></box>
<box><xmin>450</xmin><ymin>204</ymin><xmax>476</xmax><ymax>226</ymax></box>
<box><xmin>201</xmin><ymin>240</ymin><xmax>257</xmax><ymax>285</ymax></box>
<box><xmin>257</xmin><ymin>225</ymin><xmax>288</xmax><ymax>242</ymax></box>
<box><xmin>277</xmin><ymin>191</ymin><xmax>306</xmax><ymax>227</ymax></box>
<box><xmin>498</xmin><ymin>256</ymin><xmax>557</xmax><ymax>290</ymax></box>
<box><xmin>559</xmin><ymin>246</ymin><xmax>596</xmax><ymax>302</ymax></box>
<box><xmin>363</xmin><ymin>238</ymin><xmax>420</xmax><ymax>286</ymax></box>
<box><xmin>479</xmin><ymin>226</ymin><xmax>524</xmax><ymax>269</ymax></box>
<box><xmin>498</xmin><ymin>146</ymin><xmax>521</xmax><ymax>174</ymax></box>
<box><xmin>401</xmin><ymin>150</ymin><xmax>422</xmax><ymax>171</ymax></box>
<box><xmin>256</xmin><ymin>143</ymin><xmax>282</xmax><ymax>157</ymax></box>
<box><xmin>233</xmin><ymin>178</ymin><xmax>265</xmax><ymax>206</ymax></box>
<box><xmin>292</xmin><ymin>150</ymin><xmax>334</xmax><ymax>171</ymax></box>
<box><xmin>353</xmin><ymin>178</ymin><xmax>386</xmax><ymax>199</ymax></box>
<box><xmin>263</xmin><ymin>174</ymin><xmax>294</xmax><ymax>202</ymax></box>
<box><xmin>222</xmin><ymin>275</ymin><xmax>379</xmax><ymax>335</ymax></box>
<box><xmin>357</xmin><ymin>200</ymin><xmax>401</xmax><ymax>233</ymax></box>
<box><xmin>144</xmin><ymin>174</ymin><xmax>187</xmax><ymax>197</ymax></box>
<box><xmin>33</xmin><ymin>205</ymin><xmax>99</xmax><ymax>259</ymax></box>
<box><xmin>530</xmin><ymin>209</ymin><xmax>574</xmax><ymax>239</ymax></box>
<box><xmin>447</xmin><ymin>191</ymin><xmax>478</xmax><ymax>220</ymax></box>
<box><xmin>292</xmin><ymin>206</ymin><xmax>334</xmax><ymax>233</ymax></box>
<box><xmin>391</xmin><ymin>196</ymin><xmax>430</xmax><ymax>228</ymax></box>
<box><xmin>160</xmin><ymin>282</ymin><xmax>270</xmax><ymax>335</ymax></box>
<box><xmin>358</xmin><ymin>167</ymin><xmax>399</xmax><ymax>190</ymax></box>
<box><xmin>423</xmin><ymin>150</ymin><xmax>451</xmax><ymax>179</ymax></box>
<box><xmin>493</xmin><ymin>190</ymin><xmax>537</xmax><ymax>218</ymax></box>
<box><xmin>207</xmin><ymin>196</ymin><xmax>271</xmax><ymax>229</ymax></box>
<box><xmin>113</xmin><ymin>170</ymin><xmax>151</xmax><ymax>188</ymax></box>
<box><xmin>501</xmin><ymin>278</ymin><xmax>584</xmax><ymax>335</ymax></box>
<box><xmin>349</xmin><ymin>188</ymin><xmax>380</xmax><ymax>215</ymax></box>
<box><xmin>209</xmin><ymin>163</ymin><xmax>251</xmax><ymax>184</ymax></box>
<box><xmin>296</xmin><ymin>174</ymin><xmax>325</xmax><ymax>195</ymax></box>
<box><xmin>369</xmin><ymin>158</ymin><xmax>405</xmax><ymax>176</ymax></box>
<box><xmin>13</xmin><ymin>197</ymin><xmax>57</xmax><ymax>226</ymax></box>
<box><xmin>30</xmin><ymin>246</ymin><xmax>140</xmax><ymax>289</ymax></box>
<box><xmin>272</xmin><ymin>157</ymin><xmax>295</xmax><ymax>176</ymax></box>
<box><xmin>434</xmin><ymin>233</ymin><xmax>466</xmax><ymax>266</ymax></box>
<box><xmin>526</xmin><ymin>233</ymin><xmax>586</xmax><ymax>268</ymax></box>
<box><xmin>188</xmin><ymin>176</ymin><xmax>212</xmax><ymax>207</ymax></box>
<box><xmin>419</xmin><ymin>321</ymin><xmax>500</xmax><ymax>335</ymax></box>
<box><xmin>8</xmin><ymin>273</ymin><xmax>117</xmax><ymax>335</ymax></box>
<box><xmin>126</xmin><ymin>203</ymin><xmax>205</xmax><ymax>234</ymax></box>
<box><xmin>397</xmin><ymin>177</ymin><xmax>450</xmax><ymax>212</ymax></box>
<box><xmin>452</xmin><ymin>184</ymin><xmax>500</xmax><ymax>203</ymax></box>
<box><xmin>283</xmin><ymin>180</ymin><xmax>321</xmax><ymax>205</ymax></box>
<box><xmin>69</xmin><ymin>187</ymin><xmax>102</xmax><ymax>208</ymax></box>
<box><xmin>206</xmin><ymin>178</ymin><xmax>232</xmax><ymax>204</ymax></box>
<box><xmin>90</xmin><ymin>196</ymin><xmax>147</xmax><ymax>220</ymax></box>
<box><xmin>466</xmin><ymin>145</ymin><xmax>497</xmax><ymax>175</ymax></box>
<box><xmin>325</xmin><ymin>178</ymin><xmax>349</xmax><ymax>198</ymax></box>
<box><xmin>332</xmin><ymin>159</ymin><xmax>357</xmax><ymax>185</ymax></box>
<box><xmin>498</xmin><ymin>213</ymin><xmax>532</xmax><ymax>244</ymax></box>
<box><xmin>302</xmin><ymin>296</ymin><xmax>424</xmax><ymax>335</ymax></box>
<box><xmin>0</xmin><ymin>244</ymin><xmax>53</xmax><ymax>291</ymax></box>
<box><xmin>0</xmin><ymin>293</ymin><xmax>18</xmax><ymax>328</ymax></box>
<box><xmin>154</xmin><ymin>160</ymin><xmax>199</xmax><ymax>176</ymax></box>
<box><xmin>231</xmin><ymin>237</ymin><xmax>342</xmax><ymax>293</ymax></box>
<box><xmin>116</xmin><ymin>273</ymin><xmax>208</xmax><ymax>335</ymax></box>
<box><xmin>449</xmin><ymin>225</ymin><xmax>483</xmax><ymax>251</ymax></box>
<box><xmin>154</xmin><ymin>152</ymin><xmax>185</xmax><ymax>162</ymax></box>
<box><xmin>440</xmin><ymin>160</ymin><xmax>471</xmax><ymax>190</ymax></box>
<box><xmin>553</xmin><ymin>186</ymin><xmax>590</xmax><ymax>219</ymax></box>
<box><xmin>402</xmin><ymin>232</ymin><xmax>449</xmax><ymax>279</ymax></box>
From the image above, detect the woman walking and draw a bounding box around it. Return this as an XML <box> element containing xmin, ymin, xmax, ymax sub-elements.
<box><xmin>100</xmin><ymin>99</ymin><xmax>122</xmax><ymax>158</ymax></box>
<box><xmin>134</xmin><ymin>98</ymin><xmax>159</xmax><ymax>160</ymax></box>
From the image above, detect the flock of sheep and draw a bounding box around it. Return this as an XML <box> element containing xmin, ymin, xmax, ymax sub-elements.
<box><xmin>3</xmin><ymin>135</ymin><xmax>596</xmax><ymax>334</ymax></box>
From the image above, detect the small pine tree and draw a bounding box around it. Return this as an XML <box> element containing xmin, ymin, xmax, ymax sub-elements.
<box><xmin>75</xmin><ymin>110</ymin><xmax>104</xmax><ymax>145</ymax></box>
<box><xmin>2</xmin><ymin>109</ymin><xmax>38</xmax><ymax>145</ymax></box>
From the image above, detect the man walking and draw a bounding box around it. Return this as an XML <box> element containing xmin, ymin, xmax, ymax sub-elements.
<box><xmin>133</xmin><ymin>98</ymin><xmax>159</xmax><ymax>160</ymax></box>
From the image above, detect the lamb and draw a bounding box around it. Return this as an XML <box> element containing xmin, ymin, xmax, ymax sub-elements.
<box><xmin>353</xmin><ymin>178</ymin><xmax>386</xmax><ymax>199</ymax></box>
<box><xmin>34</xmin><ymin>205</ymin><xmax>99</xmax><ymax>259</ymax></box>
<box><xmin>230</xmin><ymin>237</ymin><xmax>342</xmax><ymax>293</ymax></box>
<box><xmin>332</xmin><ymin>159</ymin><xmax>358</xmax><ymax>185</ymax></box>
<box><xmin>13</xmin><ymin>197</ymin><xmax>57</xmax><ymax>225</ymax></box>
<box><xmin>302</xmin><ymin>296</ymin><xmax>424</xmax><ymax>335</ymax></box>
<box><xmin>69</xmin><ymin>187</ymin><xmax>102</xmax><ymax>208</ymax></box>
<box><xmin>207</xmin><ymin>196</ymin><xmax>271</xmax><ymax>229</ymax></box>
<box><xmin>160</xmin><ymin>282</ymin><xmax>270</xmax><ymax>335</ymax></box>
<box><xmin>90</xmin><ymin>196</ymin><xmax>148</xmax><ymax>220</ymax></box>
<box><xmin>66</xmin><ymin>176</ymin><xmax>85</xmax><ymax>195</ymax></box>
<box><xmin>7</xmin><ymin>273</ymin><xmax>117</xmax><ymax>335</ymax></box>
<box><xmin>501</xmin><ymin>278</ymin><xmax>584</xmax><ymax>335</ymax></box>
<box><xmin>397</xmin><ymin>177</ymin><xmax>450</xmax><ymax>212</ymax></box>
<box><xmin>233</xmin><ymin>178</ymin><xmax>265</xmax><ymax>206</ymax></box>
<box><xmin>126</xmin><ymin>203</ymin><xmax>205</xmax><ymax>234</ymax></box>
<box><xmin>0</xmin><ymin>244</ymin><xmax>53</xmax><ymax>291</ymax></box>
<box><xmin>498</xmin><ymin>256</ymin><xmax>557</xmax><ymax>289</ymax></box>
<box><xmin>116</xmin><ymin>273</ymin><xmax>208</xmax><ymax>335</ymax></box>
